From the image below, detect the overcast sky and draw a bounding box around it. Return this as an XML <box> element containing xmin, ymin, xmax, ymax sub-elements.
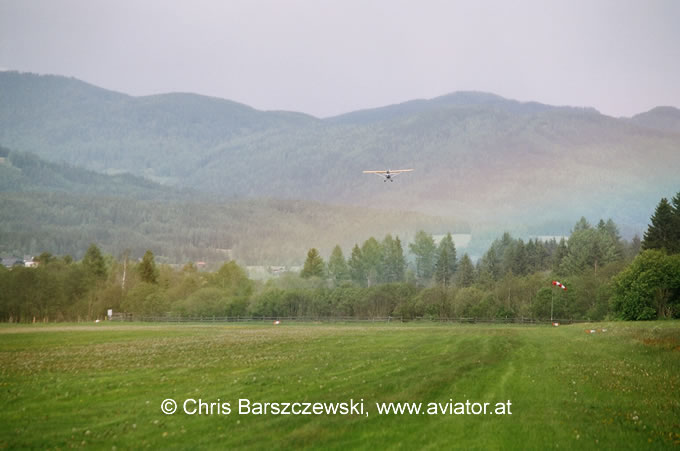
<box><xmin>1</xmin><ymin>0</ymin><xmax>679</xmax><ymax>118</ymax></box>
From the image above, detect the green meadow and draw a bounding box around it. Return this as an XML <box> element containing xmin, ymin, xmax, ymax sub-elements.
<box><xmin>1</xmin><ymin>322</ymin><xmax>679</xmax><ymax>449</ymax></box>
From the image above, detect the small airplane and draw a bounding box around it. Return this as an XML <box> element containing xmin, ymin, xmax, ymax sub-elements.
<box><xmin>363</xmin><ymin>168</ymin><xmax>414</xmax><ymax>182</ymax></box>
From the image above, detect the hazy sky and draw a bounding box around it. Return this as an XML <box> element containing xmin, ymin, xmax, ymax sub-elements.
<box><xmin>1</xmin><ymin>0</ymin><xmax>679</xmax><ymax>118</ymax></box>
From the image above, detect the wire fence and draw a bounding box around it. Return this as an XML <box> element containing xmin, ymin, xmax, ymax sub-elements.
<box><xmin>110</xmin><ymin>313</ymin><xmax>587</xmax><ymax>325</ymax></box>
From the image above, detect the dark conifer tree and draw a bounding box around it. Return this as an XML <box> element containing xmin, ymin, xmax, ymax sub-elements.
<box><xmin>381</xmin><ymin>235</ymin><xmax>406</xmax><ymax>283</ymax></box>
<box><xmin>139</xmin><ymin>249</ymin><xmax>158</xmax><ymax>284</ymax></box>
<box><xmin>409</xmin><ymin>230</ymin><xmax>436</xmax><ymax>285</ymax></box>
<box><xmin>642</xmin><ymin>198</ymin><xmax>677</xmax><ymax>253</ymax></box>
<box><xmin>82</xmin><ymin>244</ymin><xmax>106</xmax><ymax>279</ymax></box>
<box><xmin>327</xmin><ymin>245</ymin><xmax>349</xmax><ymax>283</ymax></box>
<box><xmin>300</xmin><ymin>248</ymin><xmax>325</xmax><ymax>279</ymax></box>
<box><xmin>348</xmin><ymin>244</ymin><xmax>366</xmax><ymax>287</ymax></box>
<box><xmin>456</xmin><ymin>254</ymin><xmax>475</xmax><ymax>287</ymax></box>
<box><xmin>552</xmin><ymin>238</ymin><xmax>569</xmax><ymax>274</ymax></box>
<box><xmin>361</xmin><ymin>237</ymin><xmax>382</xmax><ymax>286</ymax></box>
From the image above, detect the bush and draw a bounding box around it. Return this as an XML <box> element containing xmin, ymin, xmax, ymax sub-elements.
<box><xmin>612</xmin><ymin>250</ymin><xmax>680</xmax><ymax>320</ymax></box>
<box><xmin>173</xmin><ymin>287</ymin><xmax>248</xmax><ymax>317</ymax></box>
<box><xmin>122</xmin><ymin>282</ymin><xmax>167</xmax><ymax>316</ymax></box>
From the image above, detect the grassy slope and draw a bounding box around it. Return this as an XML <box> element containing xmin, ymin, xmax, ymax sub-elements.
<box><xmin>1</xmin><ymin>322</ymin><xmax>678</xmax><ymax>449</ymax></box>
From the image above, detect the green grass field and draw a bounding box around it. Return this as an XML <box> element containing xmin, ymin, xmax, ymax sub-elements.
<box><xmin>1</xmin><ymin>321</ymin><xmax>679</xmax><ymax>449</ymax></box>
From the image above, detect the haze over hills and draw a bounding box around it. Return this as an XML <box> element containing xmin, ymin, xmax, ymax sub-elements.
<box><xmin>1</xmin><ymin>71</ymin><xmax>679</xmax><ymax>238</ymax></box>
<box><xmin>630</xmin><ymin>106</ymin><xmax>680</xmax><ymax>134</ymax></box>
<box><xmin>0</xmin><ymin>145</ymin><xmax>194</xmax><ymax>200</ymax></box>
<box><xmin>0</xmin><ymin>148</ymin><xmax>461</xmax><ymax>264</ymax></box>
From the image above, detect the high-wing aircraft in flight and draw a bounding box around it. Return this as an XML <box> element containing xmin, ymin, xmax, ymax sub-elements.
<box><xmin>362</xmin><ymin>168</ymin><xmax>414</xmax><ymax>182</ymax></box>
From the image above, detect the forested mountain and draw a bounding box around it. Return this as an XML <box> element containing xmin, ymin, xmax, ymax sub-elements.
<box><xmin>0</xmin><ymin>72</ymin><xmax>318</xmax><ymax>184</ymax></box>
<box><xmin>0</xmin><ymin>191</ymin><xmax>459</xmax><ymax>265</ymax></box>
<box><xmin>1</xmin><ymin>71</ymin><xmax>679</xmax><ymax>235</ymax></box>
<box><xmin>326</xmin><ymin>91</ymin><xmax>588</xmax><ymax>125</ymax></box>
<box><xmin>0</xmin><ymin>146</ymin><xmax>193</xmax><ymax>200</ymax></box>
<box><xmin>630</xmin><ymin>106</ymin><xmax>680</xmax><ymax>134</ymax></box>
<box><xmin>0</xmin><ymin>147</ymin><xmax>460</xmax><ymax>264</ymax></box>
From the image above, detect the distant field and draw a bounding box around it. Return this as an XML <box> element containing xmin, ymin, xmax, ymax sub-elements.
<box><xmin>1</xmin><ymin>322</ymin><xmax>679</xmax><ymax>449</ymax></box>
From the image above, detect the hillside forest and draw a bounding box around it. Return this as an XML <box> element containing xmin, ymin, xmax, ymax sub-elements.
<box><xmin>2</xmin><ymin>72</ymin><xmax>680</xmax><ymax>233</ymax></box>
<box><xmin>0</xmin><ymin>147</ymin><xmax>466</xmax><ymax>264</ymax></box>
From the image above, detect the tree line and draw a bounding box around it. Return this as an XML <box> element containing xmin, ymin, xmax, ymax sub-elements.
<box><xmin>1</xmin><ymin>192</ymin><xmax>678</xmax><ymax>322</ymax></box>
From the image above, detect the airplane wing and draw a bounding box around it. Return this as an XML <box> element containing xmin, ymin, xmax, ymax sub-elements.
<box><xmin>363</xmin><ymin>169</ymin><xmax>413</xmax><ymax>179</ymax></box>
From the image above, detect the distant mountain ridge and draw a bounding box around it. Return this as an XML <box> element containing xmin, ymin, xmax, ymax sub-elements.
<box><xmin>630</xmin><ymin>106</ymin><xmax>680</xmax><ymax>134</ymax></box>
<box><xmin>327</xmin><ymin>91</ymin><xmax>599</xmax><ymax>125</ymax></box>
<box><xmin>1</xmin><ymin>71</ymin><xmax>678</xmax><ymax>235</ymax></box>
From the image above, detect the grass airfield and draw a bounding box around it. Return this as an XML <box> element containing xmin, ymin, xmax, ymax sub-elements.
<box><xmin>1</xmin><ymin>321</ymin><xmax>679</xmax><ymax>449</ymax></box>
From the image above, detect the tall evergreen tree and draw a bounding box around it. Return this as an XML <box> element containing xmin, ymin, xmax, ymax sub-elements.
<box><xmin>602</xmin><ymin>218</ymin><xmax>624</xmax><ymax>262</ymax></box>
<box><xmin>552</xmin><ymin>238</ymin><xmax>569</xmax><ymax>274</ymax></box>
<box><xmin>300</xmin><ymin>248</ymin><xmax>325</xmax><ymax>278</ymax></box>
<box><xmin>456</xmin><ymin>253</ymin><xmax>475</xmax><ymax>287</ymax></box>
<box><xmin>361</xmin><ymin>237</ymin><xmax>382</xmax><ymax>286</ymax></box>
<box><xmin>139</xmin><ymin>249</ymin><xmax>158</xmax><ymax>284</ymax></box>
<box><xmin>381</xmin><ymin>235</ymin><xmax>406</xmax><ymax>283</ymax></box>
<box><xmin>498</xmin><ymin>232</ymin><xmax>514</xmax><ymax>254</ymax></box>
<box><xmin>434</xmin><ymin>233</ymin><xmax>457</xmax><ymax>286</ymax></box>
<box><xmin>327</xmin><ymin>245</ymin><xmax>349</xmax><ymax>283</ymax></box>
<box><xmin>672</xmin><ymin>192</ymin><xmax>680</xmax><ymax>212</ymax></box>
<box><xmin>439</xmin><ymin>233</ymin><xmax>458</xmax><ymax>273</ymax></box>
<box><xmin>642</xmin><ymin>198</ymin><xmax>677</xmax><ymax>253</ymax></box>
<box><xmin>508</xmin><ymin>239</ymin><xmax>528</xmax><ymax>276</ymax></box>
<box><xmin>393</xmin><ymin>236</ymin><xmax>406</xmax><ymax>282</ymax></box>
<box><xmin>409</xmin><ymin>230</ymin><xmax>436</xmax><ymax>285</ymax></box>
<box><xmin>525</xmin><ymin>239</ymin><xmax>538</xmax><ymax>272</ymax></box>
<box><xmin>628</xmin><ymin>234</ymin><xmax>642</xmax><ymax>258</ymax></box>
<box><xmin>82</xmin><ymin>243</ymin><xmax>106</xmax><ymax>280</ymax></box>
<box><xmin>380</xmin><ymin>235</ymin><xmax>395</xmax><ymax>283</ymax></box>
<box><xmin>560</xmin><ymin>218</ymin><xmax>625</xmax><ymax>274</ymax></box>
<box><xmin>479</xmin><ymin>246</ymin><xmax>502</xmax><ymax>282</ymax></box>
<box><xmin>670</xmin><ymin>191</ymin><xmax>680</xmax><ymax>252</ymax></box>
<box><xmin>490</xmin><ymin>232</ymin><xmax>516</xmax><ymax>276</ymax></box>
<box><xmin>535</xmin><ymin>240</ymin><xmax>551</xmax><ymax>270</ymax></box>
<box><xmin>574</xmin><ymin>217</ymin><xmax>592</xmax><ymax>232</ymax></box>
<box><xmin>348</xmin><ymin>244</ymin><xmax>366</xmax><ymax>287</ymax></box>
<box><xmin>434</xmin><ymin>247</ymin><xmax>452</xmax><ymax>286</ymax></box>
<box><xmin>560</xmin><ymin>228</ymin><xmax>599</xmax><ymax>274</ymax></box>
